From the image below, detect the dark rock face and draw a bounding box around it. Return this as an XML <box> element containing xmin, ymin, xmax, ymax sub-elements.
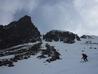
<box><xmin>0</xmin><ymin>15</ymin><xmax>41</xmax><ymax>50</ymax></box>
<box><xmin>43</xmin><ymin>30</ymin><xmax>80</xmax><ymax>43</ymax></box>
<box><xmin>81</xmin><ymin>35</ymin><xmax>93</xmax><ymax>39</ymax></box>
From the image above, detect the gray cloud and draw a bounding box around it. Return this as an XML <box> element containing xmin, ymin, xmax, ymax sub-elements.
<box><xmin>73</xmin><ymin>0</ymin><xmax>98</xmax><ymax>35</ymax></box>
<box><xmin>0</xmin><ymin>0</ymin><xmax>98</xmax><ymax>36</ymax></box>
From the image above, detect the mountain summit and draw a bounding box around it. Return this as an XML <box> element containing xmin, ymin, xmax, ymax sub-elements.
<box><xmin>0</xmin><ymin>15</ymin><xmax>41</xmax><ymax>50</ymax></box>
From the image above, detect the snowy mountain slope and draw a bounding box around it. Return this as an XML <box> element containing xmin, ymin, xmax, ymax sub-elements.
<box><xmin>0</xmin><ymin>36</ymin><xmax>98</xmax><ymax>74</ymax></box>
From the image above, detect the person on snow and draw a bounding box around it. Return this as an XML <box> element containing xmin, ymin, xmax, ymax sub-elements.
<box><xmin>81</xmin><ymin>52</ymin><xmax>88</xmax><ymax>62</ymax></box>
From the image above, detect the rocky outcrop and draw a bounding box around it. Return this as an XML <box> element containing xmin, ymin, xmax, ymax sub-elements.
<box><xmin>0</xmin><ymin>42</ymin><xmax>42</xmax><ymax>67</ymax></box>
<box><xmin>37</xmin><ymin>43</ymin><xmax>61</xmax><ymax>63</ymax></box>
<box><xmin>81</xmin><ymin>35</ymin><xmax>93</xmax><ymax>39</ymax></box>
<box><xmin>43</xmin><ymin>30</ymin><xmax>80</xmax><ymax>43</ymax></box>
<box><xmin>0</xmin><ymin>15</ymin><xmax>41</xmax><ymax>50</ymax></box>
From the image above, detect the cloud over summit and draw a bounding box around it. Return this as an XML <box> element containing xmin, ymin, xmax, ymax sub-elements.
<box><xmin>0</xmin><ymin>0</ymin><xmax>98</xmax><ymax>36</ymax></box>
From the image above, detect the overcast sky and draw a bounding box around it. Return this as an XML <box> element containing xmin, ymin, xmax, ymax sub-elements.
<box><xmin>0</xmin><ymin>0</ymin><xmax>98</xmax><ymax>36</ymax></box>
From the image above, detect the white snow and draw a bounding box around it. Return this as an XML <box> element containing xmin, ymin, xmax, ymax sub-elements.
<box><xmin>0</xmin><ymin>37</ymin><xmax>98</xmax><ymax>74</ymax></box>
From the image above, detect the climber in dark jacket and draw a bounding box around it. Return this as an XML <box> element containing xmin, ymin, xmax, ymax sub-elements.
<box><xmin>81</xmin><ymin>53</ymin><xmax>88</xmax><ymax>62</ymax></box>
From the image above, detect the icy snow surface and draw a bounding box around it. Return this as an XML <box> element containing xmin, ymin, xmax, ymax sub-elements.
<box><xmin>0</xmin><ymin>37</ymin><xmax>98</xmax><ymax>74</ymax></box>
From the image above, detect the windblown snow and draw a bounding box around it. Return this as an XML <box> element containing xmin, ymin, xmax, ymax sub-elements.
<box><xmin>0</xmin><ymin>36</ymin><xmax>98</xmax><ymax>74</ymax></box>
